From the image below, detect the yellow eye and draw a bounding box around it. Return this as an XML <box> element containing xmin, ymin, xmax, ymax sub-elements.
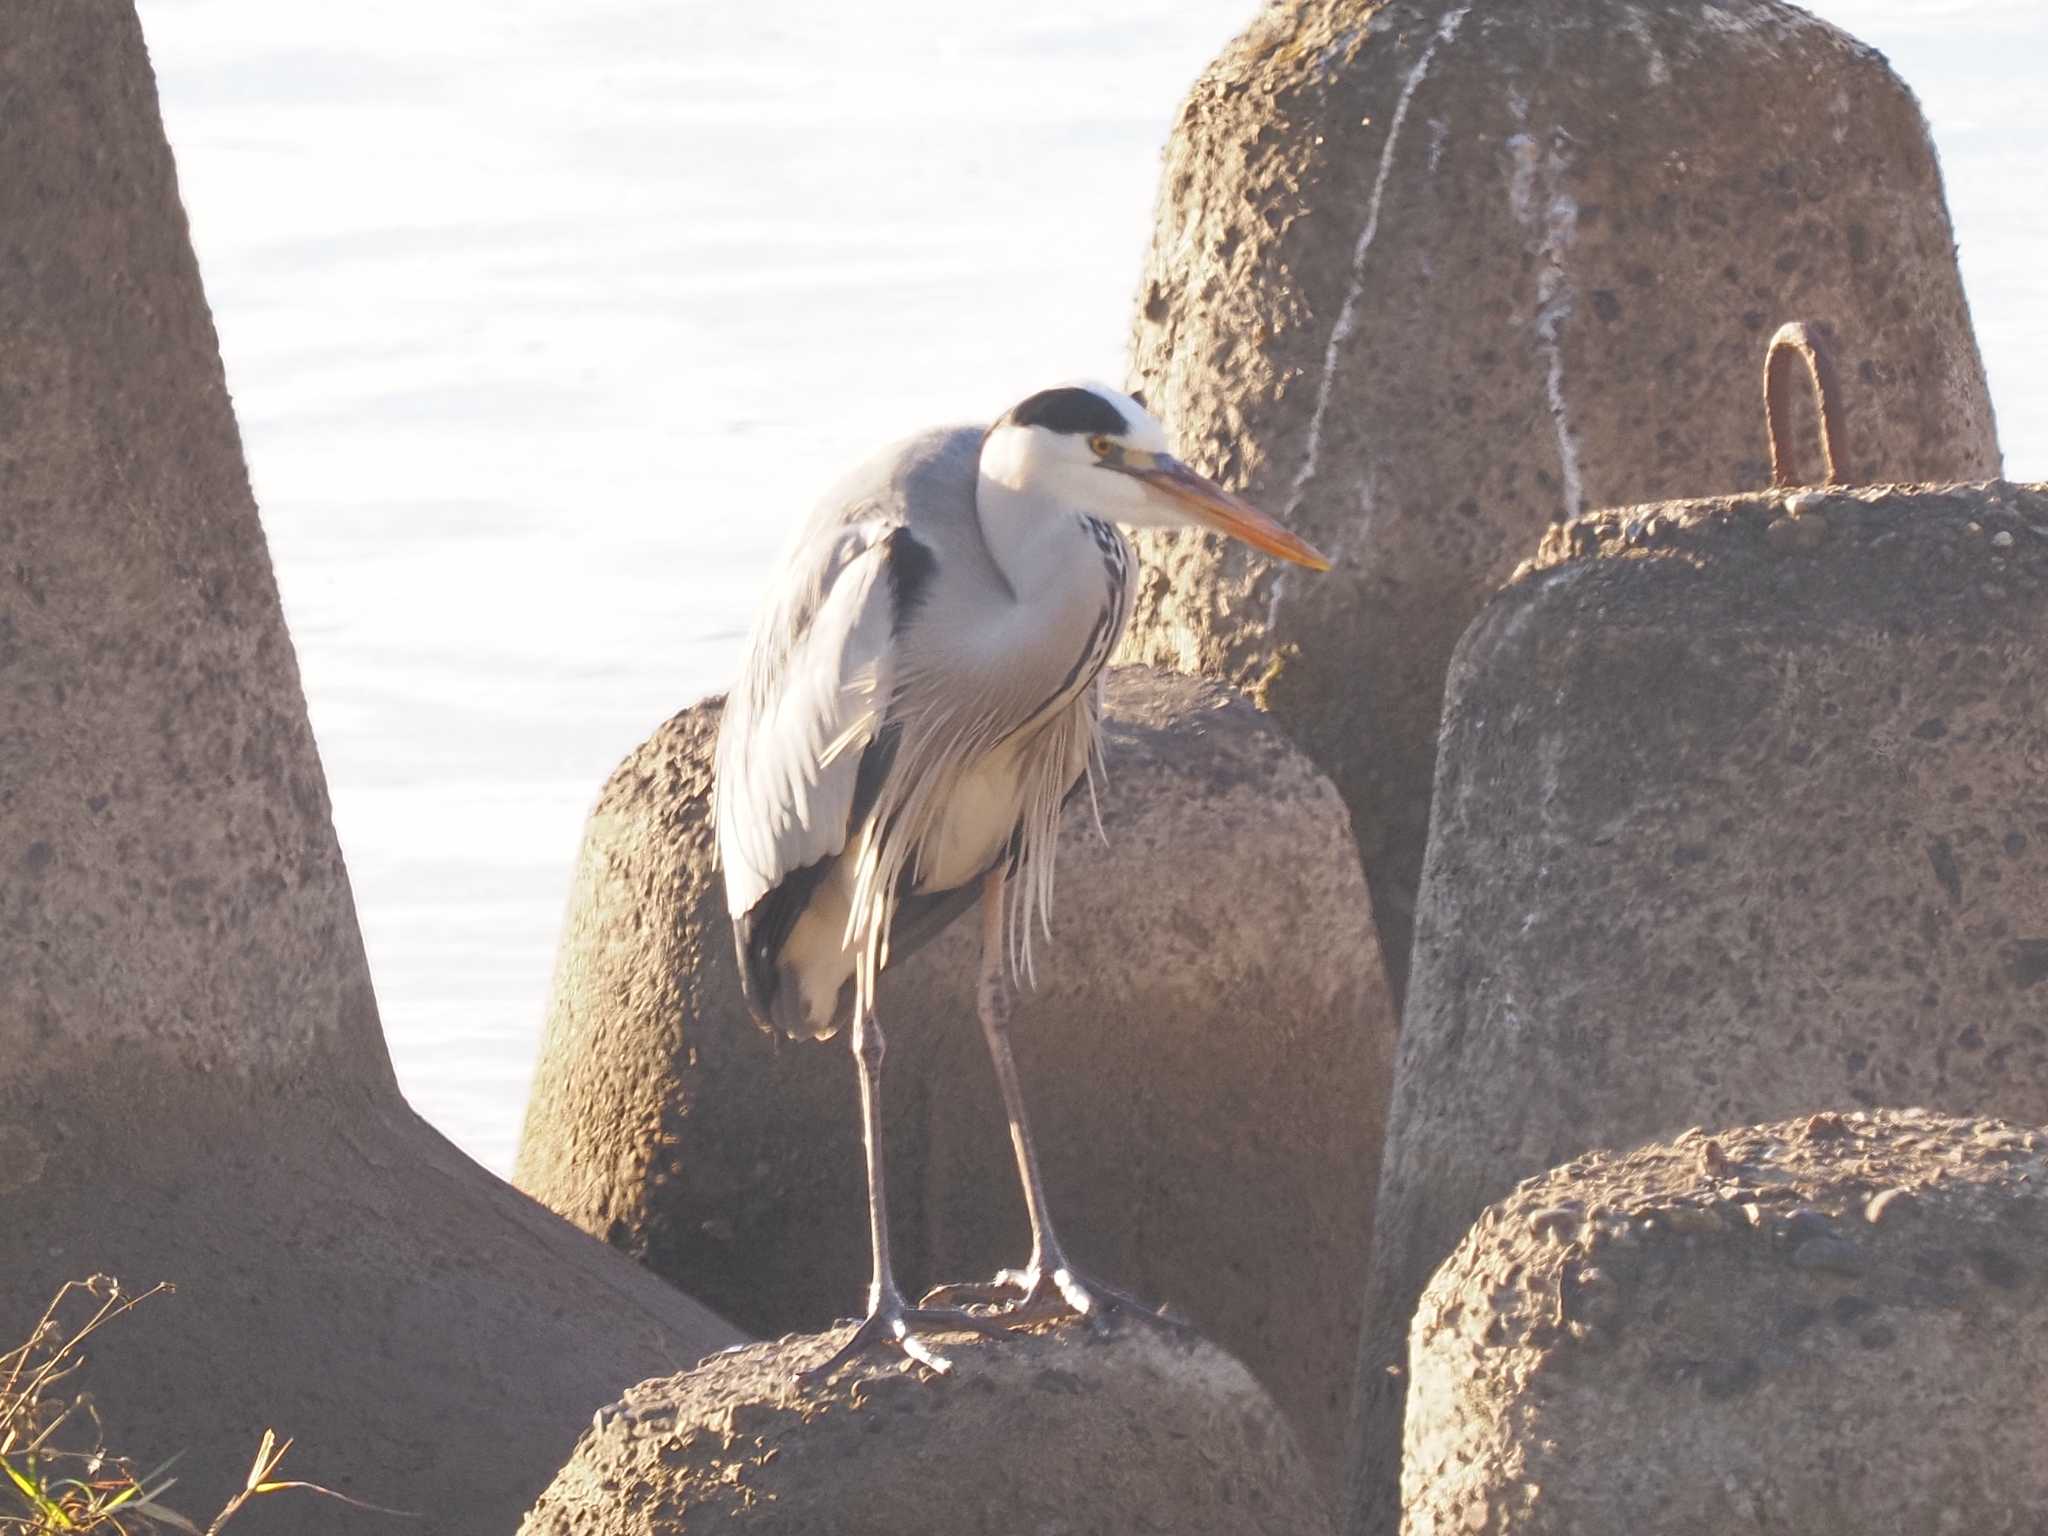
<box><xmin>1088</xmin><ymin>434</ymin><xmax>1114</xmax><ymax>457</ymax></box>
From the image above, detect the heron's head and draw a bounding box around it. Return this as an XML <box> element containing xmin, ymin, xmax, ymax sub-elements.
<box><xmin>981</xmin><ymin>383</ymin><xmax>1330</xmax><ymax>570</ymax></box>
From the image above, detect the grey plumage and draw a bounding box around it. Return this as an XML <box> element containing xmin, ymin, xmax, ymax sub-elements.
<box><xmin>717</xmin><ymin>424</ymin><xmax>1126</xmax><ymax>1040</ymax></box>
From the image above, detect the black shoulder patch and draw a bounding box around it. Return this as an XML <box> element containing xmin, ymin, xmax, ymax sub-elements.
<box><xmin>883</xmin><ymin>527</ymin><xmax>938</xmax><ymax>638</ymax></box>
<box><xmin>1002</xmin><ymin>386</ymin><xmax>1128</xmax><ymax>438</ymax></box>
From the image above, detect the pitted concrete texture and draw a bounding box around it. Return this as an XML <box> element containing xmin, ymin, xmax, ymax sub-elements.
<box><xmin>1346</xmin><ymin>481</ymin><xmax>2048</xmax><ymax>1536</ymax></box>
<box><xmin>1404</xmin><ymin>1110</ymin><xmax>2048</xmax><ymax>1535</ymax></box>
<box><xmin>0</xmin><ymin>8</ymin><xmax>741</xmax><ymax>1532</ymax></box>
<box><xmin>517</xmin><ymin>667</ymin><xmax>1395</xmax><ymax>1499</ymax></box>
<box><xmin>2</xmin><ymin>0</ymin><xmax>375</xmax><ymax>1084</ymax></box>
<box><xmin>522</xmin><ymin>1318</ymin><xmax>1332</xmax><ymax>1535</ymax></box>
<box><xmin>1117</xmin><ymin>0</ymin><xmax>2001</xmax><ymax>1001</ymax></box>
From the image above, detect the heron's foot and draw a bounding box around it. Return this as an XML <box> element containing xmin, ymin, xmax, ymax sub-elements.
<box><xmin>795</xmin><ymin>1294</ymin><xmax>1005</xmax><ymax>1385</ymax></box>
<box><xmin>921</xmin><ymin>1262</ymin><xmax>1188</xmax><ymax>1333</ymax></box>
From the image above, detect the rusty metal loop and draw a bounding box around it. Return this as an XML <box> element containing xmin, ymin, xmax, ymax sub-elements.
<box><xmin>1764</xmin><ymin>320</ymin><xmax>1850</xmax><ymax>489</ymax></box>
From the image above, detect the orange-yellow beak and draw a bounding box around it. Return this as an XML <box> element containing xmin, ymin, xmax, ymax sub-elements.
<box><xmin>1129</xmin><ymin>454</ymin><xmax>1331</xmax><ymax>571</ymax></box>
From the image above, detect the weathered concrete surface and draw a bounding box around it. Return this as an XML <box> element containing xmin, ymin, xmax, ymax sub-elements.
<box><xmin>1404</xmin><ymin>1110</ymin><xmax>2048</xmax><ymax>1535</ymax></box>
<box><xmin>1118</xmin><ymin>0</ymin><xmax>2002</xmax><ymax>1000</ymax></box>
<box><xmin>1346</xmin><ymin>482</ymin><xmax>2048</xmax><ymax>1536</ymax></box>
<box><xmin>0</xmin><ymin>7</ymin><xmax>740</xmax><ymax>1531</ymax></box>
<box><xmin>5</xmin><ymin>1076</ymin><xmax>745</xmax><ymax>1535</ymax></box>
<box><xmin>516</xmin><ymin>668</ymin><xmax>1394</xmax><ymax>1496</ymax></box>
<box><xmin>522</xmin><ymin>1319</ymin><xmax>1333</xmax><ymax>1535</ymax></box>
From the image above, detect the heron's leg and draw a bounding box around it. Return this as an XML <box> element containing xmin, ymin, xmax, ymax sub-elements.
<box><xmin>921</xmin><ymin>869</ymin><xmax>1182</xmax><ymax>1328</ymax></box>
<box><xmin>853</xmin><ymin>1004</ymin><xmax>898</xmax><ymax>1312</ymax></box>
<box><xmin>798</xmin><ymin>1004</ymin><xmax>1000</xmax><ymax>1384</ymax></box>
<box><xmin>975</xmin><ymin>868</ymin><xmax>1065</xmax><ymax>1279</ymax></box>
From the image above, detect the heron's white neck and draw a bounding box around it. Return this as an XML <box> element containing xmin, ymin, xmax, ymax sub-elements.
<box><xmin>974</xmin><ymin>434</ymin><xmax>1107</xmax><ymax>603</ymax></box>
<box><xmin>974</xmin><ymin>479</ymin><xmax>1088</xmax><ymax>600</ymax></box>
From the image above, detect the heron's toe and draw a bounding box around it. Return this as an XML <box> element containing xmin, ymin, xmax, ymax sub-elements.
<box><xmin>1046</xmin><ymin>1267</ymin><xmax>1191</xmax><ymax>1335</ymax></box>
<box><xmin>925</xmin><ymin>1265</ymin><xmax>1188</xmax><ymax>1333</ymax></box>
<box><xmin>795</xmin><ymin>1298</ymin><xmax>1007</xmax><ymax>1385</ymax></box>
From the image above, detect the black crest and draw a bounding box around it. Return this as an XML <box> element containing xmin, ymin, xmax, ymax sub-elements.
<box><xmin>1001</xmin><ymin>386</ymin><xmax>1128</xmax><ymax>438</ymax></box>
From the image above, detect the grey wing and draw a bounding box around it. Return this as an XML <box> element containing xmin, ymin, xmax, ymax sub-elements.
<box><xmin>716</xmin><ymin>516</ymin><xmax>899</xmax><ymax>921</ymax></box>
<box><xmin>713</xmin><ymin>424</ymin><xmax>1004</xmax><ymax>1030</ymax></box>
<box><xmin>714</xmin><ymin>423</ymin><xmax>982</xmax><ymax>920</ymax></box>
<box><xmin>714</xmin><ymin>505</ymin><xmax>945</xmax><ymax>1025</ymax></box>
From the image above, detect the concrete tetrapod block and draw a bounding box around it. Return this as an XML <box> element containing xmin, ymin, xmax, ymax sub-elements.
<box><xmin>1117</xmin><ymin>0</ymin><xmax>2002</xmax><ymax>1000</ymax></box>
<box><xmin>1345</xmin><ymin>481</ymin><xmax>2048</xmax><ymax>1536</ymax></box>
<box><xmin>0</xmin><ymin>6</ymin><xmax>740</xmax><ymax>1532</ymax></box>
<box><xmin>516</xmin><ymin>668</ymin><xmax>1395</xmax><ymax>1499</ymax></box>
<box><xmin>1404</xmin><ymin>1110</ymin><xmax>2048</xmax><ymax>1535</ymax></box>
<box><xmin>520</xmin><ymin>1320</ymin><xmax>1333</xmax><ymax>1535</ymax></box>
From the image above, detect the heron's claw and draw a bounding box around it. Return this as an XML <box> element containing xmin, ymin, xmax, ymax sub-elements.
<box><xmin>921</xmin><ymin>1263</ymin><xmax>1188</xmax><ymax>1334</ymax></box>
<box><xmin>795</xmin><ymin>1295</ymin><xmax>1005</xmax><ymax>1385</ymax></box>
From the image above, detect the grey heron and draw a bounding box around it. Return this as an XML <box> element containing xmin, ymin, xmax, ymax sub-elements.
<box><xmin>714</xmin><ymin>383</ymin><xmax>1329</xmax><ymax>1377</ymax></box>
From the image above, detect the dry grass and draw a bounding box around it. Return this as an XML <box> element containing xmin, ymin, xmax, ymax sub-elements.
<box><xmin>1</xmin><ymin>1276</ymin><xmax>409</xmax><ymax>1534</ymax></box>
